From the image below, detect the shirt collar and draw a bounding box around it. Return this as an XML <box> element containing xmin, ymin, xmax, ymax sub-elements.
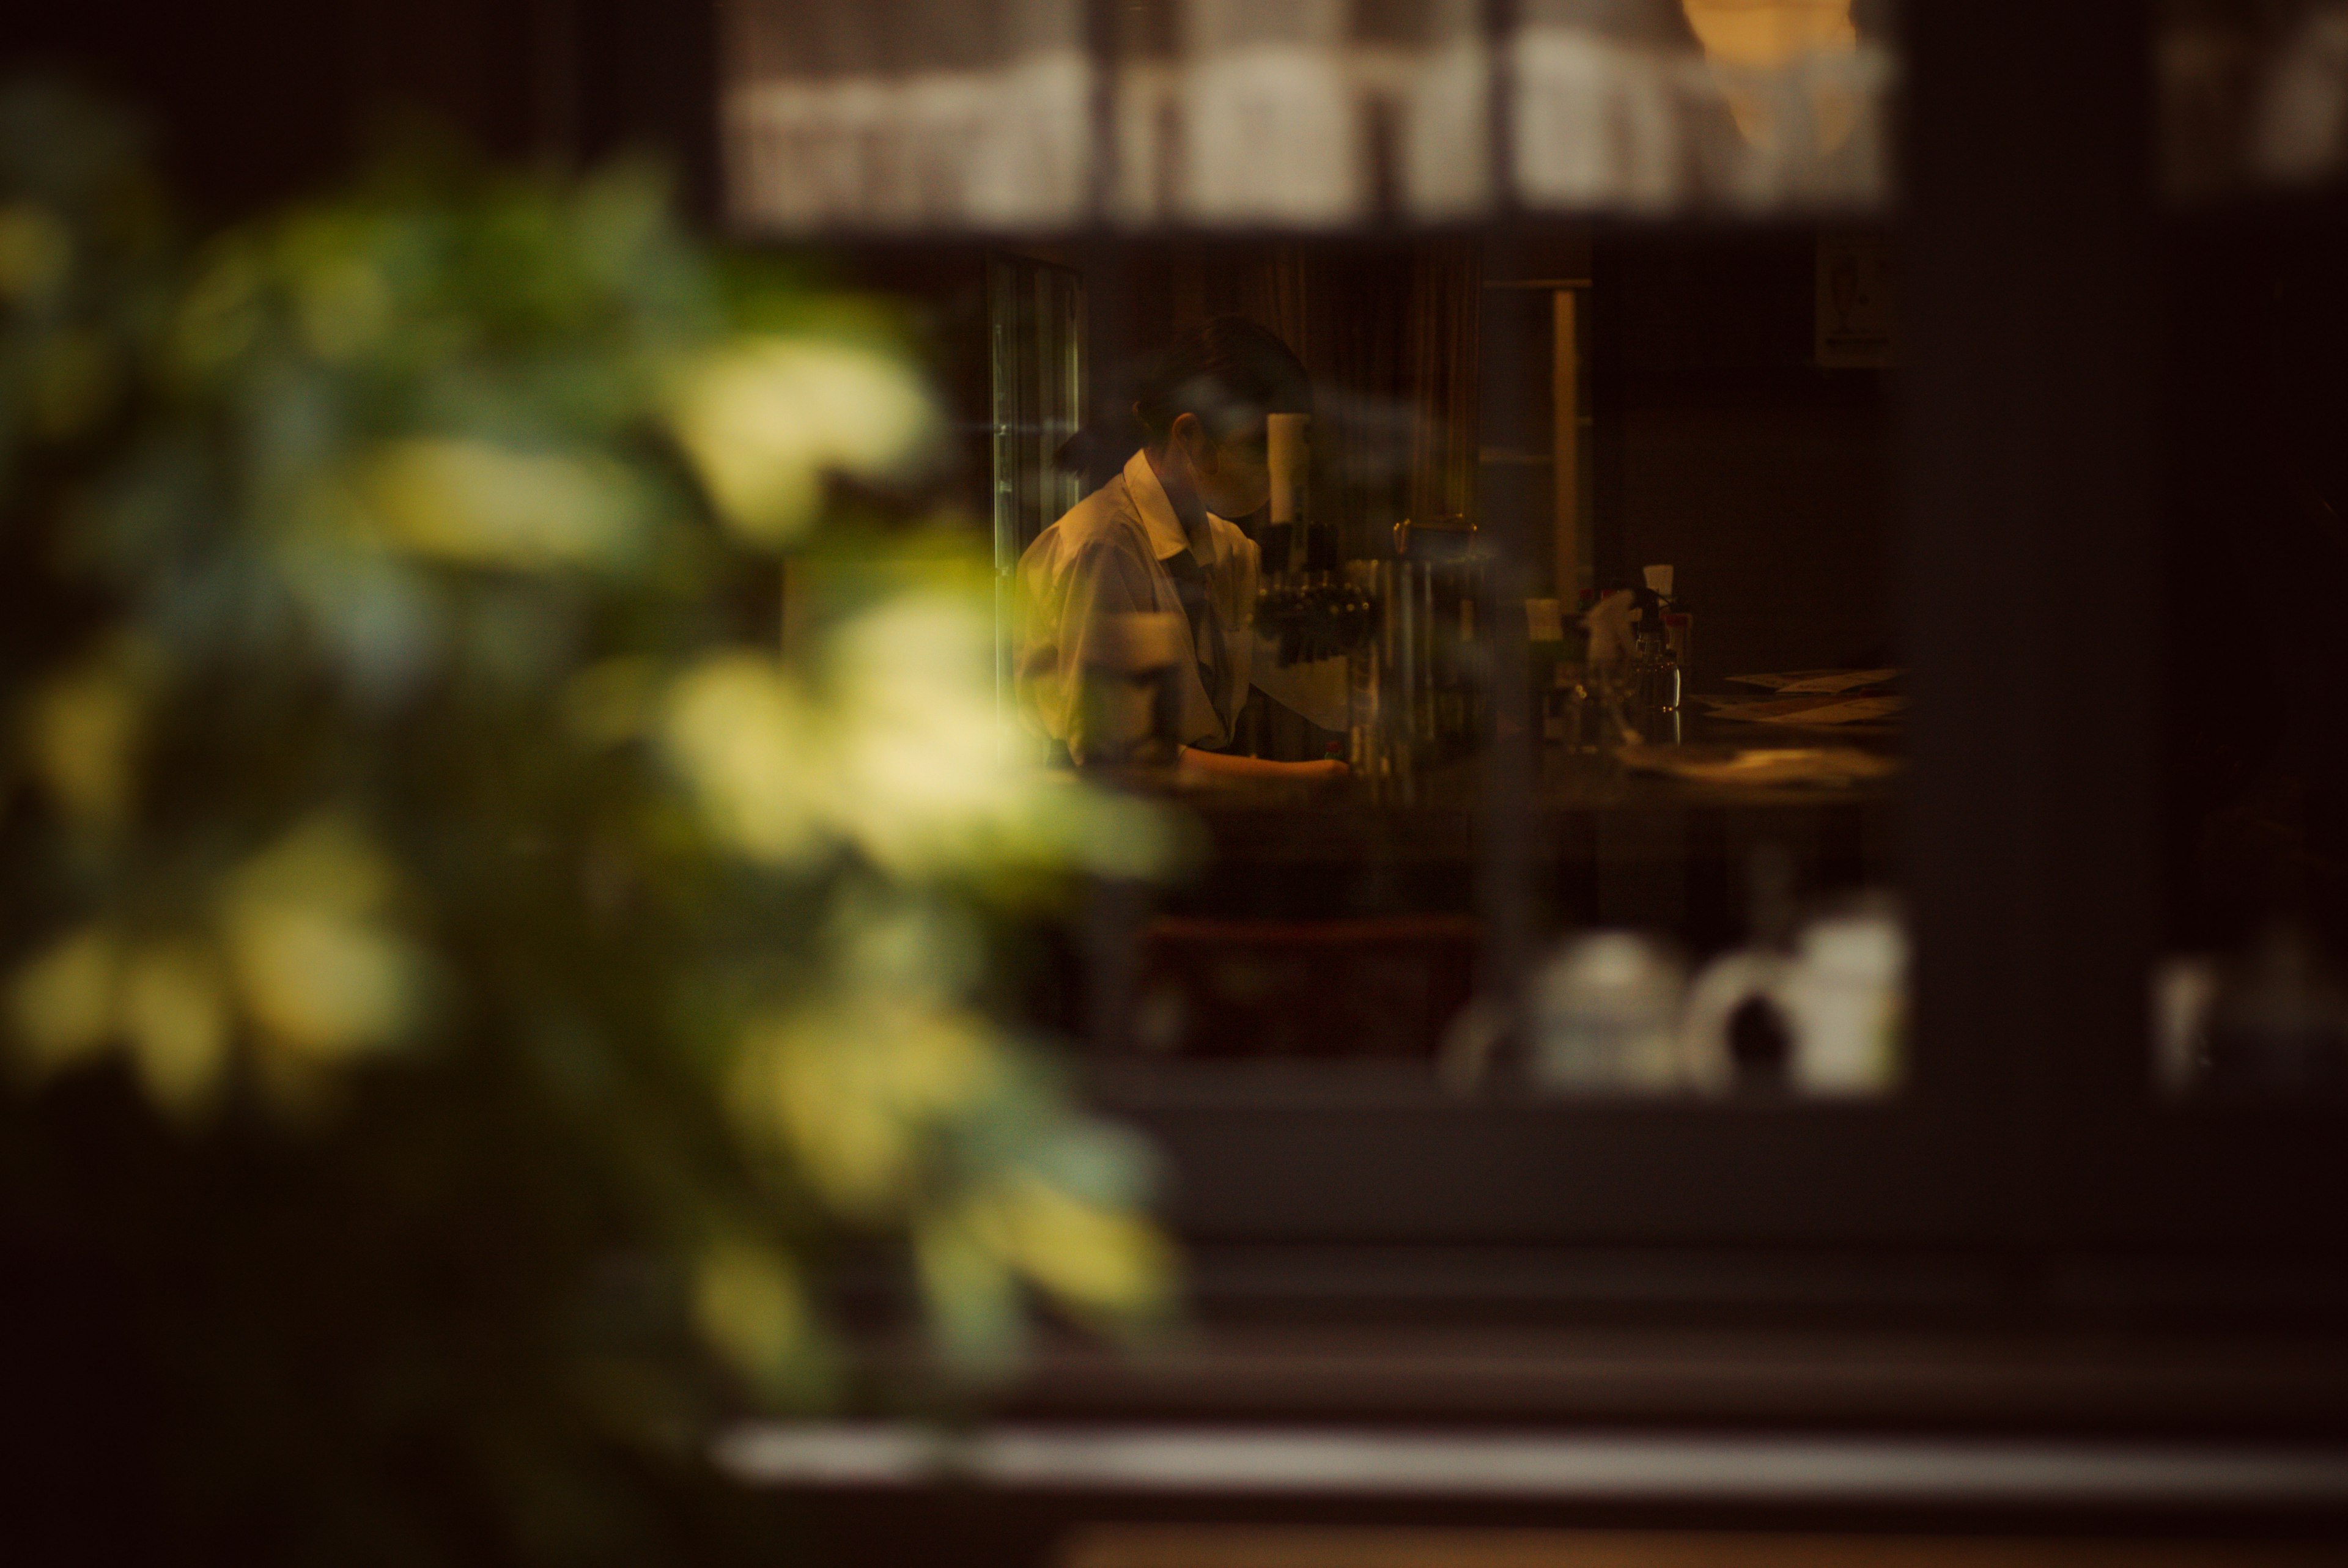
<box><xmin>1124</xmin><ymin>447</ymin><xmax>1225</xmax><ymax>568</ymax></box>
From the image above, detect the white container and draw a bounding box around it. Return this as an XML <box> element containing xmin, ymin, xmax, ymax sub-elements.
<box><xmin>1781</xmin><ymin>905</ymin><xmax>1907</xmax><ymax>1095</ymax></box>
<box><xmin>1529</xmin><ymin>932</ymin><xmax>1686</xmax><ymax>1094</ymax></box>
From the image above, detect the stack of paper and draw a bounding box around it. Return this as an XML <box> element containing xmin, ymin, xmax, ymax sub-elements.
<box><xmin>1618</xmin><ymin>744</ymin><xmax>1901</xmax><ymax>786</ymax></box>
<box><xmin>1705</xmin><ymin>694</ymin><xmax>1908</xmax><ymax>726</ymax></box>
<box><xmin>1724</xmin><ymin>668</ymin><xmax>1903</xmax><ymax>694</ymax></box>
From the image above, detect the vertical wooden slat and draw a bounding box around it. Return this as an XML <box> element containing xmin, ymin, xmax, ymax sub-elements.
<box><xmin>1900</xmin><ymin>0</ymin><xmax>2157</xmax><ymax>1246</ymax></box>
<box><xmin>1479</xmin><ymin>233</ymin><xmax>1534</xmax><ymax>1023</ymax></box>
<box><xmin>1552</xmin><ymin>287</ymin><xmax>1581</xmax><ymax>603</ymax></box>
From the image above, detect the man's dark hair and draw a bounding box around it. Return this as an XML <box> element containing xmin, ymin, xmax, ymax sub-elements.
<box><xmin>1060</xmin><ymin>316</ymin><xmax>1310</xmax><ymax>490</ymax></box>
<box><xmin>1132</xmin><ymin>315</ymin><xmax>1312</xmax><ymax>442</ymax></box>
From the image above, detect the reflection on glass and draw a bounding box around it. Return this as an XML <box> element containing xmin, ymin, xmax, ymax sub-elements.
<box><xmin>2162</xmin><ymin>0</ymin><xmax>2348</xmax><ymax>201</ymax></box>
<box><xmin>2159</xmin><ymin>927</ymin><xmax>2348</xmax><ymax>1100</ymax></box>
<box><xmin>956</xmin><ymin>229</ymin><xmax>1903</xmax><ymax>1094</ymax></box>
<box><xmin>722</xmin><ymin>0</ymin><xmax>1897</xmax><ymax>229</ymax></box>
<box><xmin>990</xmin><ymin>253</ymin><xmax>1087</xmax><ymax>709</ymax></box>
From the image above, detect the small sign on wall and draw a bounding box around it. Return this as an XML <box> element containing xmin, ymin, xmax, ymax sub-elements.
<box><xmin>1817</xmin><ymin>230</ymin><xmax>1896</xmax><ymax>367</ymax></box>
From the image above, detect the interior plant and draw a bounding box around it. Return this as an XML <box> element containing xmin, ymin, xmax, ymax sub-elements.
<box><xmin>0</xmin><ymin>83</ymin><xmax>1173</xmax><ymax>1564</ymax></box>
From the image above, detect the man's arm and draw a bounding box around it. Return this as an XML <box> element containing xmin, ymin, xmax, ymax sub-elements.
<box><xmin>1046</xmin><ymin>539</ymin><xmax>1162</xmax><ymax>765</ymax></box>
<box><xmin>1179</xmin><ymin>747</ymin><xmax>1348</xmax><ymax>784</ymax></box>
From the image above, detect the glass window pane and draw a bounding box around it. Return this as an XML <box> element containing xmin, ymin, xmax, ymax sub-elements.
<box><xmin>2161</xmin><ymin>0</ymin><xmax>2348</xmax><ymax>204</ymax></box>
<box><xmin>808</xmin><ymin>229</ymin><xmax>1905</xmax><ymax>1105</ymax></box>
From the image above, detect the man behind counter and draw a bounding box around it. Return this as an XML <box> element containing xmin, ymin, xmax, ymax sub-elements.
<box><xmin>1014</xmin><ymin>317</ymin><xmax>1348</xmax><ymax>783</ymax></box>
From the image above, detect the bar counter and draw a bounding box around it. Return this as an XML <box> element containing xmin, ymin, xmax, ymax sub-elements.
<box><xmin>1155</xmin><ymin>700</ymin><xmax>1901</xmax><ymax>945</ymax></box>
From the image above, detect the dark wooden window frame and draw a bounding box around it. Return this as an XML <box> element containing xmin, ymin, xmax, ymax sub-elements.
<box><xmin>1072</xmin><ymin>0</ymin><xmax>2348</xmax><ymax>1322</ymax></box>
<box><xmin>655</xmin><ymin>0</ymin><xmax>2348</xmax><ymax>1319</ymax></box>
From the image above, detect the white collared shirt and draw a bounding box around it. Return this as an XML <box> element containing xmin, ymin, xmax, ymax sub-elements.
<box><xmin>1015</xmin><ymin>448</ymin><xmax>1260</xmax><ymax>762</ymax></box>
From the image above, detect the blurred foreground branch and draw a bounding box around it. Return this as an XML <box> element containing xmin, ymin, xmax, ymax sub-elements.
<box><xmin>0</xmin><ymin>82</ymin><xmax>1172</xmax><ymax>1563</ymax></box>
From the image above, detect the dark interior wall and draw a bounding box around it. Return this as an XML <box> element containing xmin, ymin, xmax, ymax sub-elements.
<box><xmin>10</xmin><ymin>10</ymin><xmax>1889</xmax><ymax>699</ymax></box>
<box><xmin>2158</xmin><ymin>207</ymin><xmax>2348</xmax><ymax>950</ymax></box>
<box><xmin>790</xmin><ymin>239</ymin><xmax>1442</xmax><ymax>550</ymax></box>
<box><xmin>1593</xmin><ymin>229</ymin><xmax>1894</xmax><ymax>685</ymax></box>
<box><xmin>814</xmin><ymin>243</ymin><xmax>1002</xmax><ymax>526</ymax></box>
<box><xmin>1082</xmin><ymin>237</ymin><xmax>1479</xmax><ymax>561</ymax></box>
<box><xmin>10</xmin><ymin>0</ymin><xmax>364</xmax><ymax>219</ymax></box>
<box><xmin>572</xmin><ymin>0</ymin><xmax>722</xmax><ymax>218</ymax></box>
<box><xmin>6</xmin><ymin>0</ymin><xmax>715</xmax><ymax>221</ymax></box>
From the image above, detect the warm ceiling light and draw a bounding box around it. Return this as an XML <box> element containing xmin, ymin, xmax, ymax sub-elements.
<box><xmin>1681</xmin><ymin>0</ymin><xmax>1861</xmax><ymax>149</ymax></box>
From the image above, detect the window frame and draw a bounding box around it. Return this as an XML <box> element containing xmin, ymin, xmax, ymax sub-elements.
<box><xmin>1074</xmin><ymin>0</ymin><xmax>2348</xmax><ymax>1301</ymax></box>
<box><xmin>657</xmin><ymin>0</ymin><xmax>2348</xmax><ymax>1317</ymax></box>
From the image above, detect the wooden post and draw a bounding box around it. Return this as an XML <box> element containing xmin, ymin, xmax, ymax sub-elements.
<box><xmin>1552</xmin><ymin>287</ymin><xmax>1581</xmax><ymax>602</ymax></box>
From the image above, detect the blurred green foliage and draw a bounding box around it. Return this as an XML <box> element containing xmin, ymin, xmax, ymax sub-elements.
<box><xmin>0</xmin><ymin>83</ymin><xmax>1173</xmax><ymax>1562</ymax></box>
